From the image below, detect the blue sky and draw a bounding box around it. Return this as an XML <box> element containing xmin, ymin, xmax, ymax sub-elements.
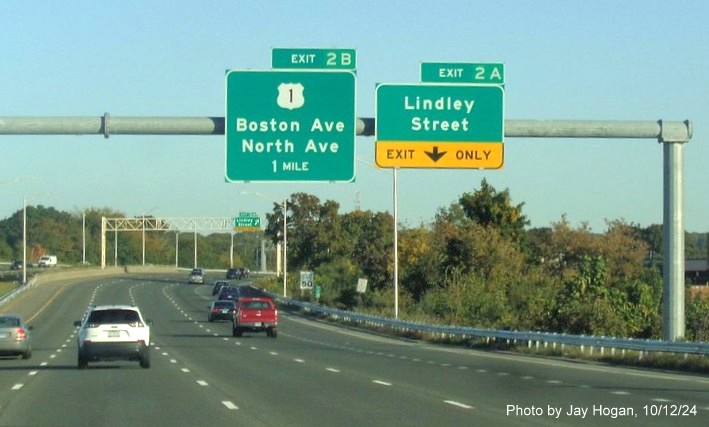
<box><xmin>1</xmin><ymin>0</ymin><xmax>708</xmax><ymax>232</ymax></box>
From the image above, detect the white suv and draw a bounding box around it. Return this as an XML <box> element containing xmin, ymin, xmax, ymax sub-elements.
<box><xmin>74</xmin><ymin>305</ymin><xmax>152</xmax><ymax>369</ymax></box>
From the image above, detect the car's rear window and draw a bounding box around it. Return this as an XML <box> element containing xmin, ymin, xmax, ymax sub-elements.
<box><xmin>241</xmin><ymin>301</ymin><xmax>271</xmax><ymax>309</ymax></box>
<box><xmin>0</xmin><ymin>317</ymin><xmax>20</xmax><ymax>327</ymax></box>
<box><xmin>88</xmin><ymin>309</ymin><xmax>140</xmax><ymax>324</ymax></box>
<box><xmin>214</xmin><ymin>301</ymin><xmax>234</xmax><ymax>308</ymax></box>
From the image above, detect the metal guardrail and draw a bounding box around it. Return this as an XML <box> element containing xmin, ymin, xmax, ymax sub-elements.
<box><xmin>274</xmin><ymin>296</ymin><xmax>709</xmax><ymax>357</ymax></box>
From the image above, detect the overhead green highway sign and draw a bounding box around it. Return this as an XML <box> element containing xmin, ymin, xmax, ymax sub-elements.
<box><xmin>234</xmin><ymin>215</ymin><xmax>261</xmax><ymax>228</ymax></box>
<box><xmin>225</xmin><ymin>69</ymin><xmax>356</xmax><ymax>182</ymax></box>
<box><xmin>375</xmin><ymin>83</ymin><xmax>504</xmax><ymax>169</ymax></box>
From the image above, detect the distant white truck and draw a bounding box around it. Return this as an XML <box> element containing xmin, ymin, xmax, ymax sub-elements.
<box><xmin>38</xmin><ymin>255</ymin><xmax>57</xmax><ymax>268</ymax></box>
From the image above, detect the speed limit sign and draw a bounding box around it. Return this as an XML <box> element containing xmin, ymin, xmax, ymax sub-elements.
<box><xmin>300</xmin><ymin>271</ymin><xmax>314</xmax><ymax>290</ymax></box>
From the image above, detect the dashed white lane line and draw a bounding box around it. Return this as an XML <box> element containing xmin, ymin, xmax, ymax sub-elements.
<box><xmin>196</xmin><ymin>380</ymin><xmax>209</xmax><ymax>386</ymax></box>
<box><xmin>222</xmin><ymin>401</ymin><xmax>239</xmax><ymax>410</ymax></box>
<box><xmin>611</xmin><ymin>391</ymin><xmax>630</xmax><ymax>395</ymax></box>
<box><xmin>294</xmin><ymin>358</ymin><xmax>305</xmax><ymax>363</ymax></box>
<box><xmin>326</xmin><ymin>368</ymin><xmax>340</xmax><ymax>373</ymax></box>
<box><xmin>372</xmin><ymin>380</ymin><xmax>392</xmax><ymax>386</ymax></box>
<box><xmin>29</xmin><ymin>371</ymin><xmax>38</xmax><ymax>376</ymax></box>
<box><xmin>11</xmin><ymin>384</ymin><xmax>23</xmax><ymax>390</ymax></box>
<box><xmin>181</xmin><ymin>368</ymin><xmax>190</xmax><ymax>373</ymax></box>
<box><xmin>444</xmin><ymin>400</ymin><xmax>474</xmax><ymax>410</ymax></box>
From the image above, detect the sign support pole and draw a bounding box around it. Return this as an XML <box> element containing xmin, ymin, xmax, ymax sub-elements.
<box><xmin>393</xmin><ymin>168</ymin><xmax>399</xmax><ymax>320</ymax></box>
<box><xmin>283</xmin><ymin>197</ymin><xmax>288</xmax><ymax>298</ymax></box>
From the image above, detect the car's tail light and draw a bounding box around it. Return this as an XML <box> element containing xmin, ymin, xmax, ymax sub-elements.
<box><xmin>15</xmin><ymin>328</ymin><xmax>27</xmax><ymax>341</ymax></box>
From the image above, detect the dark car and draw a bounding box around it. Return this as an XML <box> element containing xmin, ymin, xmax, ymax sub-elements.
<box><xmin>208</xmin><ymin>300</ymin><xmax>236</xmax><ymax>322</ymax></box>
<box><xmin>10</xmin><ymin>260</ymin><xmax>24</xmax><ymax>270</ymax></box>
<box><xmin>226</xmin><ymin>268</ymin><xmax>239</xmax><ymax>279</ymax></box>
<box><xmin>238</xmin><ymin>267</ymin><xmax>250</xmax><ymax>279</ymax></box>
<box><xmin>212</xmin><ymin>280</ymin><xmax>230</xmax><ymax>296</ymax></box>
<box><xmin>236</xmin><ymin>284</ymin><xmax>263</xmax><ymax>298</ymax></box>
<box><xmin>217</xmin><ymin>286</ymin><xmax>241</xmax><ymax>302</ymax></box>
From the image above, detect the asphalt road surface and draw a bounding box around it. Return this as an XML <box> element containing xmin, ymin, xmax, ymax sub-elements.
<box><xmin>1</xmin><ymin>274</ymin><xmax>707</xmax><ymax>426</ymax></box>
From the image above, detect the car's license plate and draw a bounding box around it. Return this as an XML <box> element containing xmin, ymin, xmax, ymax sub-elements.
<box><xmin>108</xmin><ymin>331</ymin><xmax>120</xmax><ymax>338</ymax></box>
<box><xmin>0</xmin><ymin>332</ymin><xmax>8</xmax><ymax>339</ymax></box>
<box><xmin>221</xmin><ymin>309</ymin><xmax>229</xmax><ymax>313</ymax></box>
<box><xmin>254</xmin><ymin>322</ymin><xmax>262</xmax><ymax>327</ymax></box>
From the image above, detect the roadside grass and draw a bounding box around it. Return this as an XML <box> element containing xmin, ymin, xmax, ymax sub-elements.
<box><xmin>254</xmin><ymin>275</ymin><xmax>708</xmax><ymax>375</ymax></box>
<box><xmin>0</xmin><ymin>280</ymin><xmax>20</xmax><ymax>300</ymax></box>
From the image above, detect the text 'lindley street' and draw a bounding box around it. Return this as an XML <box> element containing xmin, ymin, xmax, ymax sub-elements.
<box><xmin>404</xmin><ymin>95</ymin><xmax>475</xmax><ymax>133</ymax></box>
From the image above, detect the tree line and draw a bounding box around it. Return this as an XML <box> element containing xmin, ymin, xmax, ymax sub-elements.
<box><xmin>0</xmin><ymin>179</ymin><xmax>707</xmax><ymax>340</ymax></box>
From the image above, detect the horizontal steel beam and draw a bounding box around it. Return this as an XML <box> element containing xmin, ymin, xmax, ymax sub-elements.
<box><xmin>0</xmin><ymin>116</ymin><xmax>692</xmax><ymax>142</ymax></box>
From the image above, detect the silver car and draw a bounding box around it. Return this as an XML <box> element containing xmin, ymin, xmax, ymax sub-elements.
<box><xmin>188</xmin><ymin>268</ymin><xmax>205</xmax><ymax>284</ymax></box>
<box><xmin>0</xmin><ymin>314</ymin><xmax>33</xmax><ymax>359</ymax></box>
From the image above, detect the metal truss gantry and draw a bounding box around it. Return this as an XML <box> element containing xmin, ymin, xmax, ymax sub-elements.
<box><xmin>100</xmin><ymin>216</ymin><xmax>234</xmax><ymax>269</ymax></box>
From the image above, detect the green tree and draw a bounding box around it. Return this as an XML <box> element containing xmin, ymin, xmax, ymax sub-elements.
<box><xmin>457</xmin><ymin>178</ymin><xmax>529</xmax><ymax>245</ymax></box>
<box><xmin>340</xmin><ymin>210</ymin><xmax>394</xmax><ymax>292</ymax></box>
<box><xmin>686</xmin><ymin>293</ymin><xmax>709</xmax><ymax>341</ymax></box>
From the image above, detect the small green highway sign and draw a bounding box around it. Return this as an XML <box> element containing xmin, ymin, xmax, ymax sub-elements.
<box><xmin>225</xmin><ymin>69</ymin><xmax>356</xmax><ymax>182</ymax></box>
<box><xmin>421</xmin><ymin>62</ymin><xmax>504</xmax><ymax>84</ymax></box>
<box><xmin>272</xmin><ymin>48</ymin><xmax>356</xmax><ymax>70</ymax></box>
<box><xmin>234</xmin><ymin>215</ymin><xmax>261</xmax><ymax>228</ymax></box>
